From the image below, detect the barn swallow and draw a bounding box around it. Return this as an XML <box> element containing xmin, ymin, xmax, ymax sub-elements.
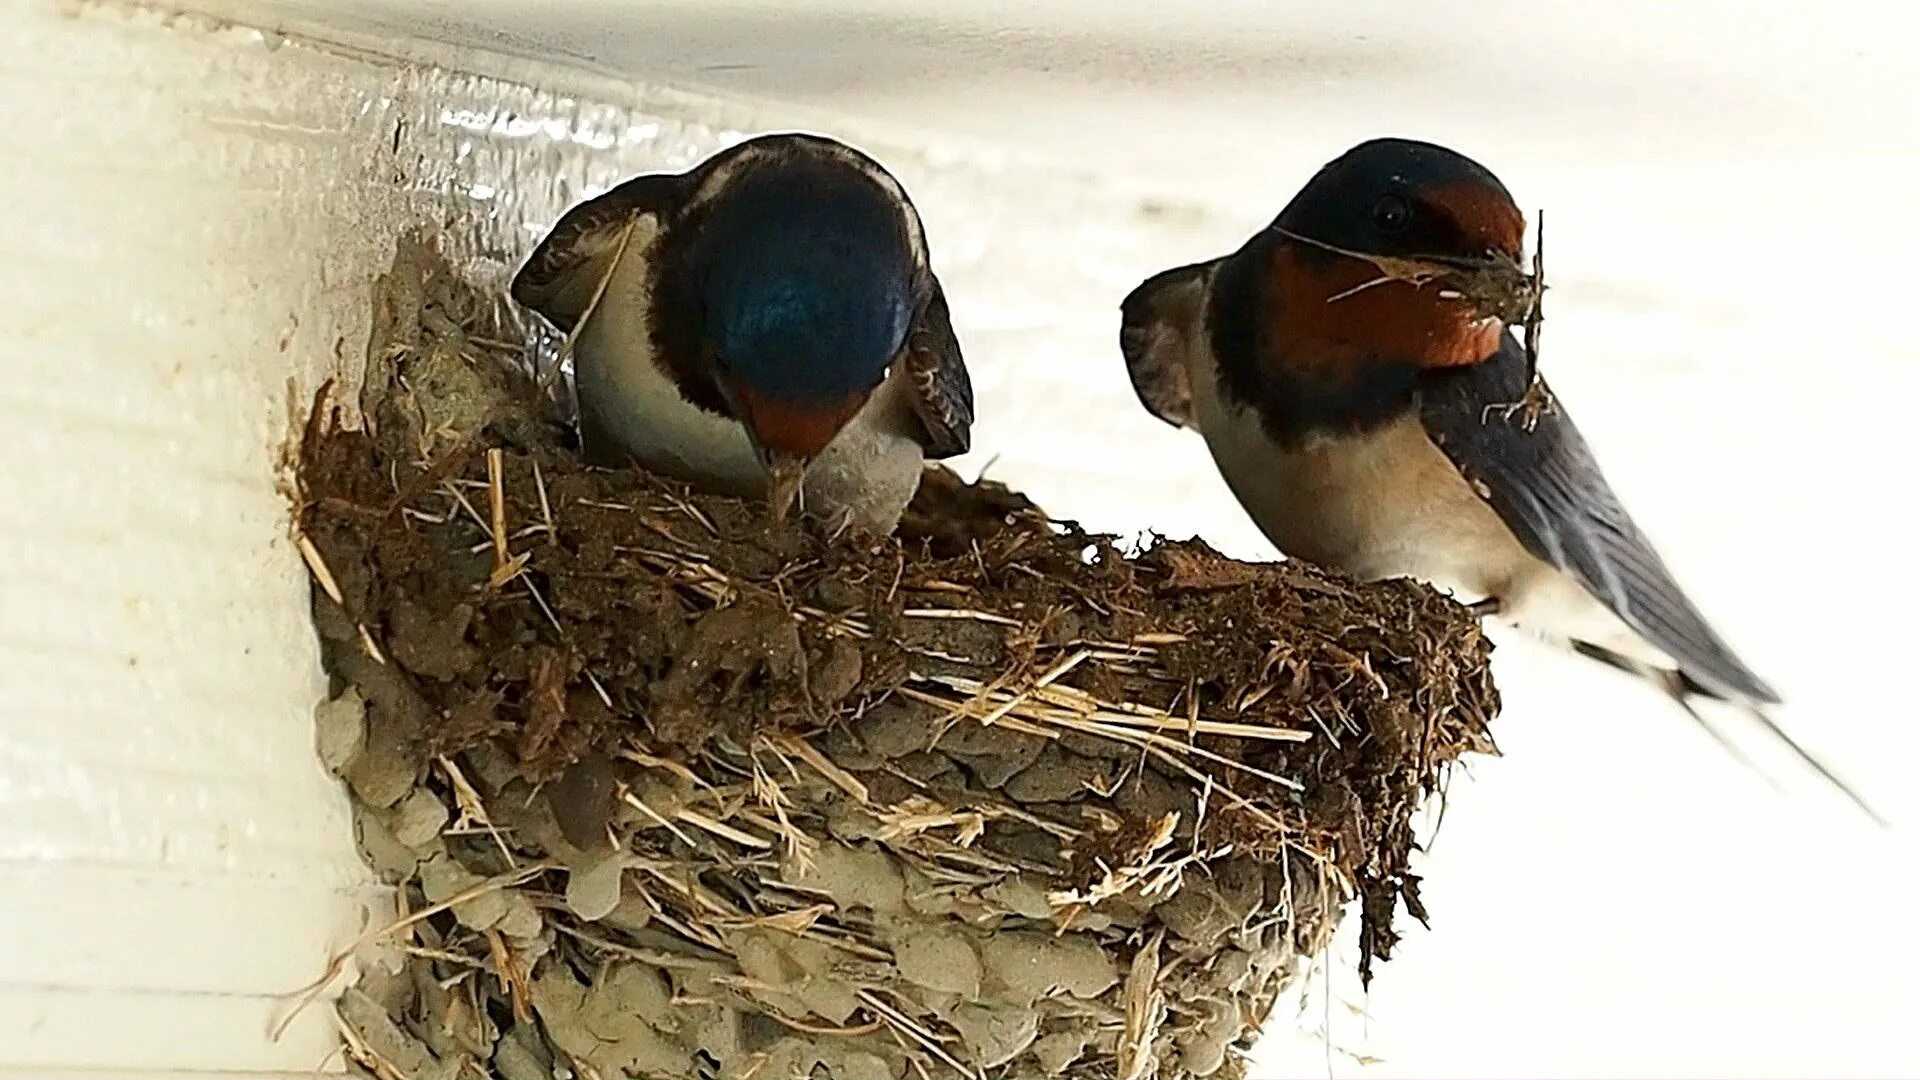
<box><xmin>512</xmin><ymin>132</ymin><xmax>973</xmax><ymax>533</ymax></box>
<box><xmin>1119</xmin><ymin>137</ymin><xmax>1879</xmax><ymax>821</ymax></box>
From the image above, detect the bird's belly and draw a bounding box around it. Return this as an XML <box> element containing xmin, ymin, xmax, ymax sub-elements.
<box><xmin>1181</xmin><ymin>357</ymin><xmax>1688</xmax><ymax>675</ymax></box>
<box><xmin>1193</xmin><ymin>386</ymin><xmax>1672</xmax><ymax>664</ymax></box>
<box><xmin>1196</xmin><ymin>391</ymin><xmax>1529</xmax><ymax>600</ymax></box>
<box><xmin>802</xmin><ymin>367</ymin><xmax>927</xmax><ymax>533</ymax></box>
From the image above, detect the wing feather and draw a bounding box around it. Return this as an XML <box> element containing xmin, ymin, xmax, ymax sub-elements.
<box><xmin>1418</xmin><ymin>335</ymin><xmax>1780</xmax><ymax>706</ymax></box>
<box><xmin>1118</xmin><ymin>261</ymin><xmax>1218</xmax><ymax>429</ymax></box>
<box><xmin>900</xmin><ymin>275</ymin><xmax>974</xmax><ymax>459</ymax></box>
<box><xmin>510</xmin><ymin>173</ymin><xmax>686</xmax><ymax>332</ymax></box>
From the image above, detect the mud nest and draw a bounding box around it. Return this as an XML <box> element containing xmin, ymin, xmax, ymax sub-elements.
<box><xmin>292</xmin><ymin>237</ymin><xmax>1499</xmax><ymax>1080</ymax></box>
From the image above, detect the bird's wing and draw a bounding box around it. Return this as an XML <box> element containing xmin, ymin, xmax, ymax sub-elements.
<box><xmin>1417</xmin><ymin>333</ymin><xmax>1779</xmax><ymax>706</ymax></box>
<box><xmin>510</xmin><ymin>173</ymin><xmax>687</xmax><ymax>332</ymax></box>
<box><xmin>900</xmin><ymin>275</ymin><xmax>974</xmax><ymax>459</ymax></box>
<box><xmin>1118</xmin><ymin>260</ymin><xmax>1218</xmax><ymax>429</ymax></box>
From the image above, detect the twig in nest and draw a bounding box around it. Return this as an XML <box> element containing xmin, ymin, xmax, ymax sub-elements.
<box><xmin>483</xmin><ymin>927</ymin><xmax>534</xmax><ymax>1024</ymax></box>
<box><xmin>535</xmin><ymin>214</ymin><xmax>638</xmax><ymax>397</ymax></box>
<box><xmin>1270</xmin><ymin>225</ymin><xmax>1535</xmax><ymax>325</ymax></box>
<box><xmin>270</xmin><ymin>862</ymin><xmax>555</xmax><ymax>1041</ymax></box>
<box><xmin>1484</xmin><ymin>209</ymin><xmax>1557</xmax><ymax>430</ymax></box>
<box><xmin>438</xmin><ymin>755</ymin><xmax>516</xmax><ymax>868</ymax></box>
<box><xmin>857</xmin><ymin>989</ymin><xmax>982</xmax><ymax>1080</ymax></box>
<box><xmin>1118</xmin><ymin>928</ymin><xmax>1168</xmax><ymax>1080</ymax></box>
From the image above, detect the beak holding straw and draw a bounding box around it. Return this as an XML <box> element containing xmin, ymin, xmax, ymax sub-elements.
<box><xmin>1272</xmin><ymin>210</ymin><xmax>1554</xmax><ymax>429</ymax></box>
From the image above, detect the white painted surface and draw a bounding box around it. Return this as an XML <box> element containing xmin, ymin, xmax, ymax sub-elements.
<box><xmin>0</xmin><ymin>2</ymin><xmax>1230</xmax><ymax>1074</ymax></box>
<box><xmin>4</xmin><ymin>0</ymin><xmax>1916</xmax><ymax>1076</ymax></box>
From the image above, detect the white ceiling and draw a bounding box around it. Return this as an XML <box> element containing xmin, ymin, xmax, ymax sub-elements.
<box><xmin>219</xmin><ymin>0</ymin><xmax>1917</xmax><ymax>208</ymax></box>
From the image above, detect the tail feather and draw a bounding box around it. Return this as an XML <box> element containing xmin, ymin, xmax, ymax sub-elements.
<box><xmin>1570</xmin><ymin>639</ymin><xmax>1887</xmax><ymax>828</ymax></box>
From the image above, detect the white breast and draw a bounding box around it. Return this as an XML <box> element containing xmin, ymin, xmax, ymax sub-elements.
<box><xmin>1184</xmin><ymin>345</ymin><xmax>1666</xmax><ymax>666</ymax></box>
<box><xmin>795</xmin><ymin>366</ymin><xmax>928</xmax><ymax>534</ymax></box>
<box><xmin>574</xmin><ymin>217</ymin><xmax>765</xmax><ymax>496</ymax></box>
<box><xmin>1185</xmin><ymin>346</ymin><xmax>1518</xmax><ymax>593</ymax></box>
<box><xmin>572</xmin><ymin>226</ymin><xmax>926</xmax><ymax>532</ymax></box>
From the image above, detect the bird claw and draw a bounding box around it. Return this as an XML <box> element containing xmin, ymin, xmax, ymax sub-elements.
<box><xmin>817</xmin><ymin>506</ymin><xmax>858</xmax><ymax>546</ymax></box>
<box><xmin>1481</xmin><ymin>378</ymin><xmax>1558</xmax><ymax>431</ymax></box>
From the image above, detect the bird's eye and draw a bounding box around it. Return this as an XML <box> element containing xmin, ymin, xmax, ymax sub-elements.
<box><xmin>1371</xmin><ymin>194</ymin><xmax>1411</xmax><ymax>232</ymax></box>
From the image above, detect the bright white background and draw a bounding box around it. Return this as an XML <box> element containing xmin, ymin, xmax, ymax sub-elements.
<box><xmin>365</xmin><ymin>4</ymin><xmax>1920</xmax><ymax>1074</ymax></box>
<box><xmin>8</xmin><ymin>1</ymin><xmax>1916</xmax><ymax>1076</ymax></box>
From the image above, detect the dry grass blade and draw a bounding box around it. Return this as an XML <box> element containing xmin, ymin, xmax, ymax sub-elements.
<box><xmin>296</xmin><ymin>530</ymin><xmax>345</xmax><ymax>606</ymax></box>
<box><xmin>1523</xmin><ymin>209</ymin><xmax>1547</xmax><ymax>383</ymax></box>
<box><xmin>271</xmin><ymin>863</ymin><xmax>554</xmax><ymax>1041</ymax></box>
<box><xmin>624</xmin><ymin>789</ymin><xmax>703</xmax><ymax>850</ymax></box>
<box><xmin>536</xmin><ymin>214</ymin><xmax>638</xmax><ymax>396</ymax></box>
<box><xmin>1484</xmin><ymin>208</ymin><xmax>1557</xmax><ymax>429</ymax></box>
<box><xmin>750</xmin><ymin>747</ymin><xmax>814</xmax><ymax>870</ymax></box>
<box><xmin>975</xmin><ymin>648</ymin><xmax>1090</xmax><ymax>726</ymax></box>
<box><xmin>901</xmin><ymin>607</ymin><xmax>1024</xmax><ymax>627</ymax></box>
<box><xmin>1119</xmin><ymin>929</ymin><xmax>1168</xmax><ymax>1080</ymax></box>
<box><xmin>486</xmin><ymin>448</ymin><xmax>509</xmax><ymax>571</ymax></box>
<box><xmin>763</xmin><ymin>1012</ymin><xmax>888</xmax><ymax>1039</ymax></box>
<box><xmin>773</xmin><ymin>732</ymin><xmax>871</xmax><ymax>804</ymax></box>
<box><xmin>731</xmin><ymin>901</ymin><xmax>835</xmax><ymax>935</ymax></box>
<box><xmin>915</xmin><ymin>671</ymin><xmax>1312</xmax><ymax>745</ymax></box>
<box><xmin>1270</xmin><ymin>223</ymin><xmax>1537</xmax><ymax>328</ymax></box>
<box><xmin>1271</xmin><ymin>225</ymin><xmax>1502</xmax><ymax>296</ymax></box>
<box><xmin>335</xmin><ymin>1012</ymin><xmax>408</xmax><ymax>1080</ymax></box>
<box><xmin>857</xmin><ymin>990</ymin><xmax>982</xmax><ymax>1080</ymax></box>
<box><xmin>483</xmin><ymin>927</ymin><xmax>534</xmax><ymax>1024</ymax></box>
<box><xmin>675</xmin><ymin>805</ymin><xmax>774</xmax><ymax>850</ymax></box>
<box><xmin>1273</xmin><ymin>214</ymin><xmax>1555</xmax><ymax>430</ymax></box>
<box><xmin>437</xmin><ymin>754</ymin><xmax>516</xmax><ymax>868</ymax></box>
<box><xmin>295</xmin><ymin>528</ymin><xmax>387</xmax><ymax>664</ymax></box>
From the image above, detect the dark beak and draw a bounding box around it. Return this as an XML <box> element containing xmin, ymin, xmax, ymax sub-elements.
<box><xmin>1441</xmin><ymin>251</ymin><xmax>1539</xmax><ymax>326</ymax></box>
<box><xmin>715</xmin><ymin>373</ymin><xmax>813</xmax><ymax>524</ymax></box>
<box><xmin>762</xmin><ymin>452</ymin><xmax>806</xmax><ymax>523</ymax></box>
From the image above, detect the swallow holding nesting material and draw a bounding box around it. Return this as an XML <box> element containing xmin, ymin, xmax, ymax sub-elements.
<box><xmin>511</xmin><ymin>133</ymin><xmax>973</xmax><ymax>534</ymax></box>
<box><xmin>1119</xmin><ymin>136</ymin><xmax>1878</xmax><ymax>820</ymax></box>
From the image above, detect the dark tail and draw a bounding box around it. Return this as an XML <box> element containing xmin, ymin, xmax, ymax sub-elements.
<box><xmin>1570</xmin><ymin>640</ymin><xmax>1888</xmax><ymax>828</ymax></box>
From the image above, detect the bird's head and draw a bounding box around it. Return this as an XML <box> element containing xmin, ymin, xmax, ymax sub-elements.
<box><xmin>1265</xmin><ymin>137</ymin><xmax>1534</xmax><ymax>373</ymax></box>
<box><xmin>681</xmin><ymin>141</ymin><xmax>920</xmax><ymax>519</ymax></box>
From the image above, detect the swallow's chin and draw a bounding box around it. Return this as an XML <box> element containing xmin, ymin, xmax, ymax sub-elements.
<box><xmin>1387</xmin><ymin>288</ymin><xmax>1506</xmax><ymax>367</ymax></box>
<box><xmin>1428</xmin><ymin>306</ymin><xmax>1506</xmax><ymax>367</ymax></box>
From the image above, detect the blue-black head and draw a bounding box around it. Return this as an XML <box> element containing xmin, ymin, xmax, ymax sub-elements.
<box><xmin>1207</xmin><ymin>138</ymin><xmax>1531</xmax><ymax>442</ymax></box>
<box><xmin>1274</xmin><ymin>137</ymin><xmax>1524</xmax><ymax>265</ymax></box>
<box><xmin>683</xmin><ymin>153</ymin><xmax>917</xmax><ymax>462</ymax></box>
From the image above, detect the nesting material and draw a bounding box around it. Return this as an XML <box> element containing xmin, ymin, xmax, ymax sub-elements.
<box><xmin>294</xmin><ymin>237</ymin><xmax>1499</xmax><ymax>1080</ymax></box>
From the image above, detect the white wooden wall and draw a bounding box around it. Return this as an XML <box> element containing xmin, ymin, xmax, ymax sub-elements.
<box><xmin>0</xmin><ymin>3</ymin><xmax>1224</xmax><ymax>1074</ymax></box>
